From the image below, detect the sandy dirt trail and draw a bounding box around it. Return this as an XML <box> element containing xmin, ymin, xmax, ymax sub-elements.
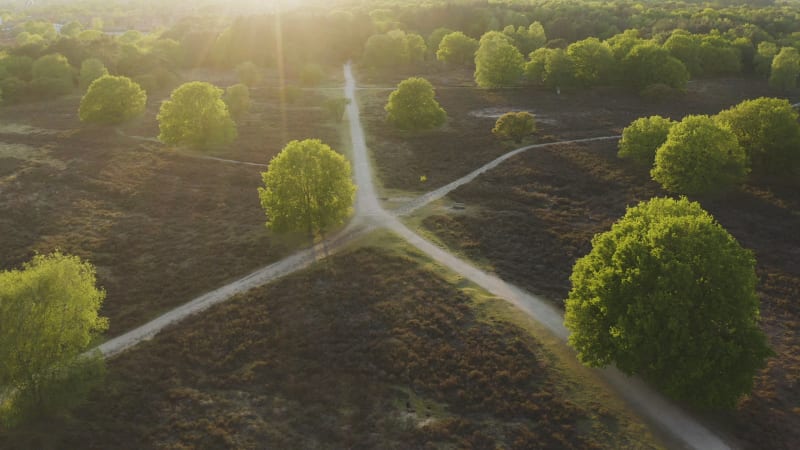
<box><xmin>93</xmin><ymin>63</ymin><xmax>732</xmax><ymax>449</ymax></box>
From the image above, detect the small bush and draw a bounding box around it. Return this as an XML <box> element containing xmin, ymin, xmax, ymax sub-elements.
<box><xmin>492</xmin><ymin>111</ymin><xmax>536</xmax><ymax>143</ymax></box>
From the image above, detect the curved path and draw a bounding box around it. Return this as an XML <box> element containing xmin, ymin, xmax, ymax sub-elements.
<box><xmin>94</xmin><ymin>63</ymin><xmax>731</xmax><ymax>449</ymax></box>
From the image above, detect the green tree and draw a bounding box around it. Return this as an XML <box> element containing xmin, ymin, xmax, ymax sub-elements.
<box><xmin>258</xmin><ymin>139</ymin><xmax>356</xmax><ymax>239</ymax></box>
<box><xmin>78</xmin><ymin>58</ymin><xmax>108</xmax><ymax>90</ymax></box>
<box><xmin>715</xmin><ymin>97</ymin><xmax>800</xmax><ymax>176</ymax></box>
<box><xmin>236</xmin><ymin>61</ymin><xmax>261</xmax><ymax>87</ymax></box>
<box><xmin>474</xmin><ymin>32</ymin><xmax>525</xmax><ymax>88</ymax></box>
<box><xmin>754</xmin><ymin>41</ymin><xmax>778</xmax><ymax>78</ymax></box>
<box><xmin>606</xmin><ymin>29</ymin><xmax>647</xmax><ymax>60</ymax></box>
<box><xmin>325</xmin><ymin>97</ymin><xmax>350</xmax><ymax>122</ymax></box>
<box><xmin>623</xmin><ymin>43</ymin><xmax>689</xmax><ymax>90</ymax></box>
<box><xmin>436</xmin><ymin>31</ymin><xmax>479</xmax><ymax>66</ymax></box>
<box><xmin>362</xmin><ymin>31</ymin><xmax>409</xmax><ymax>72</ymax></box>
<box><xmin>698</xmin><ymin>35</ymin><xmax>741</xmax><ymax>76</ymax></box>
<box><xmin>566</xmin><ymin>37</ymin><xmax>616</xmax><ymax>86</ymax></box>
<box><xmin>385</xmin><ymin>77</ymin><xmax>446</xmax><ymax>131</ymax></box>
<box><xmin>492</xmin><ymin>111</ymin><xmax>536</xmax><ymax>143</ymax></box>
<box><xmin>565</xmin><ymin>197</ymin><xmax>772</xmax><ymax>409</ymax></box>
<box><xmin>618</xmin><ymin>115</ymin><xmax>675</xmax><ymax>166</ymax></box>
<box><xmin>0</xmin><ymin>252</ymin><xmax>108</xmax><ymax>424</ymax></box>
<box><xmin>652</xmin><ymin>115</ymin><xmax>748</xmax><ymax>195</ymax></box>
<box><xmin>406</xmin><ymin>33</ymin><xmax>427</xmax><ymax>66</ymax></box>
<box><xmin>502</xmin><ymin>21</ymin><xmax>547</xmax><ymax>55</ymax></box>
<box><xmin>79</xmin><ymin>75</ymin><xmax>147</xmax><ymax>124</ymax></box>
<box><xmin>526</xmin><ymin>48</ymin><xmax>574</xmax><ymax>88</ymax></box>
<box><xmin>664</xmin><ymin>30</ymin><xmax>702</xmax><ymax>76</ymax></box>
<box><xmin>769</xmin><ymin>47</ymin><xmax>800</xmax><ymax>91</ymax></box>
<box><xmin>158</xmin><ymin>81</ymin><xmax>237</xmax><ymax>149</ymax></box>
<box><xmin>223</xmin><ymin>83</ymin><xmax>251</xmax><ymax>121</ymax></box>
<box><xmin>427</xmin><ymin>27</ymin><xmax>455</xmax><ymax>56</ymax></box>
<box><xmin>32</xmin><ymin>53</ymin><xmax>73</xmax><ymax>82</ymax></box>
<box><xmin>60</xmin><ymin>21</ymin><xmax>84</xmax><ymax>38</ymax></box>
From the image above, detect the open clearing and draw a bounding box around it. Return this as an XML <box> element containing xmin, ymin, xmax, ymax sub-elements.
<box><xmin>1</xmin><ymin>241</ymin><xmax>661</xmax><ymax>450</ymax></box>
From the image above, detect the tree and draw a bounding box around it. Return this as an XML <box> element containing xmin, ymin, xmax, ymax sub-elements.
<box><xmin>362</xmin><ymin>31</ymin><xmax>409</xmax><ymax>72</ymax></box>
<box><xmin>769</xmin><ymin>47</ymin><xmax>800</xmax><ymax>91</ymax></box>
<box><xmin>79</xmin><ymin>58</ymin><xmax>108</xmax><ymax>90</ymax></box>
<box><xmin>436</xmin><ymin>31</ymin><xmax>479</xmax><ymax>66</ymax></box>
<box><xmin>474</xmin><ymin>32</ymin><xmax>525</xmax><ymax>88</ymax></box>
<box><xmin>618</xmin><ymin>115</ymin><xmax>675</xmax><ymax>166</ymax></box>
<box><xmin>406</xmin><ymin>33</ymin><xmax>427</xmax><ymax>66</ymax></box>
<box><xmin>606</xmin><ymin>29</ymin><xmax>647</xmax><ymax>60</ymax></box>
<box><xmin>60</xmin><ymin>21</ymin><xmax>84</xmax><ymax>38</ymax></box>
<box><xmin>754</xmin><ymin>41</ymin><xmax>778</xmax><ymax>78</ymax></box>
<box><xmin>428</xmin><ymin>27</ymin><xmax>455</xmax><ymax>55</ymax></box>
<box><xmin>325</xmin><ymin>97</ymin><xmax>350</xmax><ymax>122</ymax></box>
<box><xmin>31</xmin><ymin>53</ymin><xmax>73</xmax><ymax>81</ymax></box>
<box><xmin>0</xmin><ymin>252</ymin><xmax>108</xmax><ymax>424</ymax></box>
<box><xmin>698</xmin><ymin>35</ymin><xmax>741</xmax><ymax>76</ymax></box>
<box><xmin>651</xmin><ymin>115</ymin><xmax>748</xmax><ymax>195</ymax></box>
<box><xmin>236</xmin><ymin>61</ymin><xmax>261</xmax><ymax>87</ymax></box>
<box><xmin>158</xmin><ymin>82</ymin><xmax>237</xmax><ymax>149</ymax></box>
<box><xmin>79</xmin><ymin>75</ymin><xmax>147</xmax><ymax>124</ymax></box>
<box><xmin>664</xmin><ymin>30</ymin><xmax>702</xmax><ymax>76</ymax></box>
<box><xmin>385</xmin><ymin>77</ymin><xmax>446</xmax><ymax>131</ymax></box>
<box><xmin>564</xmin><ymin>197</ymin><xmax>772</xmax><ymax>409</ymax></box>
<box><xmin>526</xmin><ymin>48</ymin><xmax>574</xmax><ymax>88</ymax></box>
<box><xmin>502</xmin><ymin>21</ymin><xmax>547</xmax><ymax>55</ymax></box>
<box><xmin>258</xmin><ymin>139</ymin><xmax>356</xmax><ymax>239</ymax></box>
<box><xmin>492</xmin><ymin>111</ymin><xmax>536</xmax><ymax>143</ymax></box>
<box><xmin>715</xmin><ymin>97</ymin><xmax>800</xmax><ymax>176</ymax></box>
<box><xmin>623</xmin><ymin>43</ymin><xmax>689</xmax><ymax>90</ymax></box>
<box><xmin>566</xmin><ymin>37</ymin><xmax>616</xmax><ymax>86</ymax></box>
<box><xmin>223</xmin><ymin>83</ymin><xmax>251</xmax><ymax>121</ymax></box>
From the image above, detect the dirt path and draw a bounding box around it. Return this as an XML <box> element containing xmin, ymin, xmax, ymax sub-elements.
<box><xmin>393</xmin><ymin>135</ymin><xmax>621</xmax><ymax>216</ymax></box>
<box><xmin>92</xmin><ymin>63</ymin><xmax>731</xmax><ymax>449</ymax></box>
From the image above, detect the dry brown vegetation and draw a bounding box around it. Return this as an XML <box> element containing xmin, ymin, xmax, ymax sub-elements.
<box><xmin>0</xmin><ymin>244</ymin><xmax>659</xmax><ymax>449</ymax></box>
<box><xmin>362</xmin><ymin>71</ymin><xmax>799</xmax><ymax>449</ymax></box>
<box><xmin>0</xmin><ymin>74</ymin><xmax>342</xmax><ymax>335</ymax></box>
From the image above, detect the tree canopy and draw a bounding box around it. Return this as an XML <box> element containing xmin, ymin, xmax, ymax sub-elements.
<box><xmin>223</xmin><ymin>83</ymin><xmax>251</xmax><ymax>121</ymax></box>
<box><xmin>651</xmin><ymin>115</ymin><xmax>748</xmax><ymax>195</ymax></box>
<box><xmin>385</xmin><ymin>77</ymin><xmax>446</xmax><ymax>131</ymax></box>
<box><xmin>769</xmin><ymin>47</ymin><xmax>800</xmax><ymax>91</ymax></box>
<box><xmin>258</xmin><ymin>139</ymin><xmax>356</xmax><ymax>238</ymax></box>
<box><xmin>618</xmin><ymin>115</ymin><xmax>675</xmax><ymax>166</ymax></box>
<box><xmin>79</xmin><ymin>75</ymin><xmax>147</xmax><ymax>124</ymax></box>
<box><xmin>158</xmin><ymin>82</ymin><xmax>237</xmax><ymax>149</ymax></box>
<box><xmin>715</xmin><ymin>97</ymin><xmax>800</xmax><ymax>176</ymax></box>
<box><xmin>564</xmin><ymin>197</ymin><xmax>772</xmax><ymax>409</ymax></box>
<box><xmin>0</xmin><ymin>252</ymin><xmax>108</xmax><ymax>424</ymax></box>
<box><xmin>437</xmin><ymin>31</ymin><xmax>479</xmax><ymax>66</ymax></box>
<box><xmin>78</xmin><ymin>58</ymin><xmax>108</xmax><ymax>90</ymax></box>
<box><xmin>566</xmin><ymin>37</ymin><xmax>615</xmax><ymax>86</ymax></box>
<box><xmin>474</xmin><ymin>32</ymin><xmax>525</xmax><ymax>88</ymax></box>
<box><xmin>492</xmin><ymin>111</ymin><xmax>536</xmax><ymax>143</ymax></box>
<box><xmin>623</xmin><ymin>43</ymin><xmax>689</xmax><ymax>90</ymax></box>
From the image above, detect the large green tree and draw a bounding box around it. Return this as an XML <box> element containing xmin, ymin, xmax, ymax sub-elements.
<box><xmin>385</xmin><ymin>77</ymin><xmax>446</xmax><ymax>131</ymax></box>
<box><xmin>437</xmin><ymin>31</ymin><xmax>479</xmax><ymax>66</ymax></box>
<box><xmin>79</xmin><ymin>75</ymin><xmax>147</xmax><ymax>124</ymax></box>
<box><xmin>258</xmin><ymin>139</ymin><xmax>356</xmax><ymax>238</ymax></box>
<box><xmin>715</xmin><ymin>97</ymin><xmax>800</xmax><ymax>176</ymax></box>
<box><xmin>157</xmin><ymin>81</ymin><xmax>237</xmax><ymax>149</ymax></box>
<box><xmin>565</xmin><ymin>197</ymin><xmax>772</xmax><ymax>409</ymax></box>
<box><xmin>652</xmin><ymin>115</ymin><xmax>748</xmax><ymax>195</ymax></box>
<box><xmin>0</xmin><ymin>253</ymin><xmax>108</xmax><ymax>424</ymax></box>
<box><xmin>623</xmin><ymin>43</ymin><xmax>689</xmax><ymax>90</ymax></box>
<box><xmin>223</xmin><ymin>83</ymin><xmax>251</xmax><ymax>121</ymax></box>
<box><xmin>618</xmin><ymin>115</ymin><xmax>675</xmax><ymax>166</ymax></box>
<box><xmin>769</xmin><ymin>47</ymin><xmax>800</xmax><ymax>91</ymax></box>
<box><xmin>474</xmin><ymin>32</ymin><xmax>525</xmax><ymax>88</ymax></box>
<box><xmin>566</xmin><ymin>37</ymin><xmax>616</xmax><ymax>86</ymax></box>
